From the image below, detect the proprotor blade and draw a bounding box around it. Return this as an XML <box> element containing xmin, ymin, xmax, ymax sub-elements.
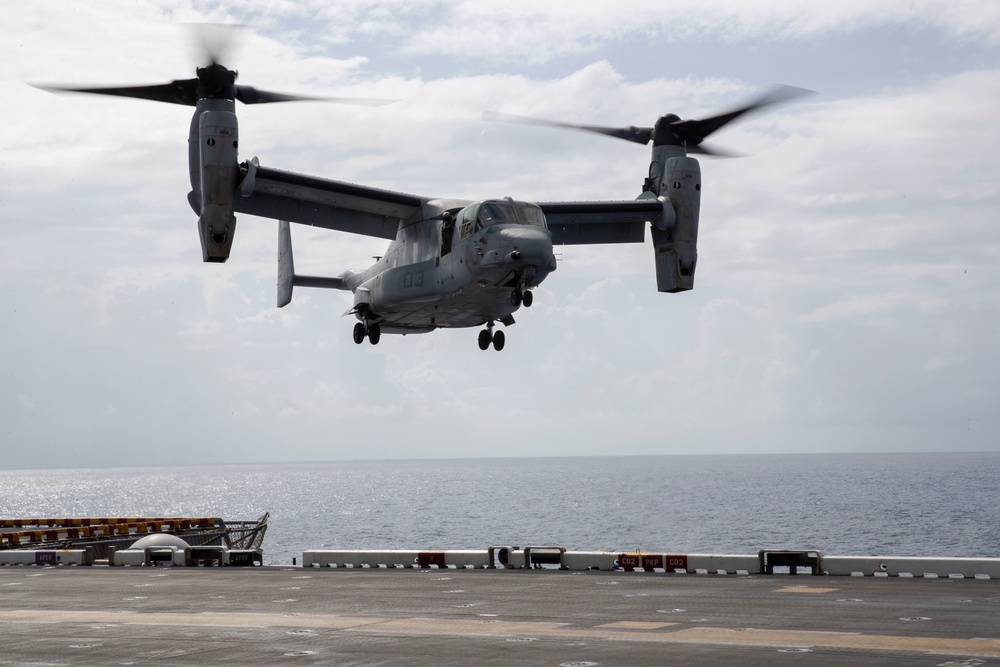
<box><xmin>685</xmin><ymin>142</ymin><xmax>743</xmax><ymax>158</ymax></box>
<box><xmin>482</xmin><ymin>110</ymin><xmax>653</xmax><ymax>145</ymax></box>
<box><xmin>485</xmin><ymin>85</ymin><xmax>813</xmax><ymax>155</ymax></box>
<box><xmin>187</xmin><ymin>22</ymin><xmax>242</xmax><ymax>69</ymax></box>
<box><xmin>235</xmin><ymin>86</ymin><xmax>394</xmax><ymax>106</ymax></box>
<box><xmin>664</xmin><ymin>85</ymin><xmax>813</xmax><ymax>147</ymax></box>
<box><xmin>36</xmin><ymin>80</ymin><xmax>200</xmax><ymax>106</ymax></box>
<box><xmin>39</xmin><ymin>81</ymin><xmax>392</xmax><ymax>107</ymax></box>
<box><xmin>35</xmin><ymin>22</ymin><xmax>396</xmax><ymax>108</ymax></box>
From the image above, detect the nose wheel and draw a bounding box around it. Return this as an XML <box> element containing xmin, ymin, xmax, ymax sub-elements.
<box><xmin>477</xmin><ymin>321</ymin><xmax>505</xmax><ymax>351</ymax></box>
<box><xmin>510</xmin><ymin>288</ymin><xmax>533</xmax><ymax>308</ymax></box>
<box><xmin>353</xmin><ymin>320</ymin><xmax>381</xmax><ymax>345</ymax></box>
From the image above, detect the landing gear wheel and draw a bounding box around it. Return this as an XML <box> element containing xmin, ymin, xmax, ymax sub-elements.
<box><xmin>492</xmin><ymin>330</ymin><xmax>505</xmax><ymax>351</ymax></box>
<box><xmin>522</xmin><ymin>290</ymin><xmax>533</xmax><ymax>308</ymax></box>
<box><xmin>510</xmin><ymin>289</ymin><xmax>522</xmax><ymax>308</ymax></box>
<box><xmin>354</xmin><ymin>320</ymin><xmax>381</xmax><ymax>345</ymax></box>
<box><xmin>478</xmin><ymin>329</ymin><xmax>491</xmax><ymax>351</ymax></box>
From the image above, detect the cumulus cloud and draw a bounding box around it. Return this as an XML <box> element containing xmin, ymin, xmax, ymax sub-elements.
<box><xmin>1</xmin><ymin>2</ymin><xmax>999</xmax><ymax>467</ymax></box>
<box><xmin>147</xmin><ymin>0</ymin><xmax>1000</xmax><ymax>64</ymax></box>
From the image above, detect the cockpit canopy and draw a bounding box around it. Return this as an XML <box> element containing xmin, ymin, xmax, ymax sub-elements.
<box><xmin>458</xmin><ymin>199</ymin><xmax>547</xmax><ymax>239</ymax></box>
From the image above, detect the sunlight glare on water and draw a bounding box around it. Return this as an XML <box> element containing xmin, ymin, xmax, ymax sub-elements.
<box><xmin>1</xmin><ymin>453</ymin><xmax>997</xmax><ymax>565</ymax></box>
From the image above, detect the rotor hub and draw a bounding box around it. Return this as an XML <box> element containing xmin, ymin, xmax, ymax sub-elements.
<box><xmin>652</xmin><ymin>114</ymin><xmax>683</xmax><ymax>147</ymax></box>
<box><xmin>195</xmin><ymin>64</ymin><xmax>238</xmax><ymax>100</ymax></box>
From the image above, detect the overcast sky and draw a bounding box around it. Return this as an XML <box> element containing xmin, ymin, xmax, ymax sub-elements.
<box><xmin>2</xmin><ymin>1</ymin><xmax>999</xmax><ymax>468</ymax></box>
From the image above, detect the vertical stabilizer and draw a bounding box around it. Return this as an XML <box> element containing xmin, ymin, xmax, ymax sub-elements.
<box><xmin>277</xmin><ymin>220</ymin><xmax>295</xmax><ymax>308</ymax></box>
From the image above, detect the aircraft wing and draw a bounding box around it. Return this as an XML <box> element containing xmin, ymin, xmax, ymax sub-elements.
<box><xmin>538</xmin><ymin>200</ymin><xmax>665</xmax><ymax>245</ymax></box>
<box><xmin>235</xmin><ymin>164</ymin><xmax>425</xmax><ymax>240</ymax></box>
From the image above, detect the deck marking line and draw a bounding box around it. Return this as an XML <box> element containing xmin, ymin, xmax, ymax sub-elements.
<box><xmin>774</xmin><ymin>588</ymin><xmax>840</xmax><ymax>593</ymax></box>
<box><xmin>665</xmin><ymin>628</ymin><xmax>1000</xmax><ymax>656</ymax></box>
<box><xmin>3</xmin><ymin>610</ymin><xmax>1000</xmax><ymax>656</ymax></box>
<box><xmin>0</xmin><ymin>610</ymin><xmax>388</xmax><ymax>630</ymax></box>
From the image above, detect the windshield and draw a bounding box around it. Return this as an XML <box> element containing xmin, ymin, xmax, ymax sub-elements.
<box><xmin>478</xmin><ymin>203</ymin><xmax>519</xmax><ymax>227</ymax></box>
<box><xmin>516</xmin><ymin>204</ymin><xmax>546</xmax><ymax>227</ymax></box>
<box><xmin>460</xmin><ymin>201</ymin><xmax>547</xmax><ymax>239</ymax></box>
<box><xmin>477</xmin><ymin>202</ymin><xmax>546</xmax><ymax>229</ymax></box>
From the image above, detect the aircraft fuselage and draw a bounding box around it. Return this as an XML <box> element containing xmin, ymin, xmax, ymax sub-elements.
<box><xmin>345</xmin><ymin>198</ymin><xmax>557</xmax><ymax>335</ymax></box>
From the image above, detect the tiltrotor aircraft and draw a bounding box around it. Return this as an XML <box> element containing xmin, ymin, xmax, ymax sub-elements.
<box><xmin>43</xmin><ymin>37</ymin><xmax>807</xmax><ymax>351</ymax></box>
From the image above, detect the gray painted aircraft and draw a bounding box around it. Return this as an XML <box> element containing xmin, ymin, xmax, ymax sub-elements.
<box><xmin>42</xmin><ymin>39</ymin><xmax>807</xmax><ymax>351</ymax></box>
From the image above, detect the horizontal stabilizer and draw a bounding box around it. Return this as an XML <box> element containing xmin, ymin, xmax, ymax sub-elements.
<box><xmin>278</xmin><ymin>220</ymin><xmax>348</xmax><ymax>308</ymax></box>
<box><xmin>294</xmin><ymin>276</ymin><xmax>345</xmax><ymax>290</ymax></box>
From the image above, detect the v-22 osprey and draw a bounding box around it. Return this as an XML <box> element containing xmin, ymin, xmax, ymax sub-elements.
<box><xmin>43</xmin><ymin>36</ymin><xmax>808</xmax><ymax>351</ymax></box>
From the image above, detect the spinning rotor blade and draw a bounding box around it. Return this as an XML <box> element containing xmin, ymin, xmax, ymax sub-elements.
<box><xmin>482</xmin><ymin>110</ymin><xmax>652</xmax><ymax>145</ymax></box>
<box><xmin>188</xmin><ymin>22</ymin><xmax>240</xmax><ymax>69</ymax></box>
<box><xmin>36</xmin><ymin>24</ymin><xmax>394</xmax><ymax>108</ymax></box>
<box><xmin>234</xmin><ymin>86</ymin><xmax>393</xmax><ymax>106</ymax></box>
<box><xmin>36</xmin><ymin>80</ymin><xmax>201</xmax><ymax>106</ymax></box>
<box><xmin>684</xmin><ymin>142</ymin><xmax>742</xmax><ymax>158</ymax></box>
<box><xmin>664</xmin><ymin>85</ymin><xmax>812</xmax><ymax>148</ymax></box>
<box><xmin>484</xmin><ymin>85</ymin><xmax>812</xmax><ymax>155</ymax></box>
<box><xmin>39</xmin><ymin>81</ymin><xmax>391</xmax><ymax>107</ymax></box>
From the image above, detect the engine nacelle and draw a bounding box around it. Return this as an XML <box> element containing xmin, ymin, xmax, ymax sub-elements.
<box><xmin>651</xmin><ymin>154</ymin><xmax>700</xmax><ymax>292</ymax></box>
<box><xmin>196</xmin><ymin>110</ymin><xmax>239</xmax><ymax>262</ymax></box>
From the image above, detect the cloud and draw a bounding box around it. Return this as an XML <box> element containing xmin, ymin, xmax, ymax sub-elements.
<box><xmin>207</xmin><ymin>0</ymin><xmax>1000</xmax><ymax>64</ymax></box>
<box><xmin>25</xmin><ymin>1</ymin><xmax>984</xmax><ymax>77</ymax></box>
<box><xmin>2</xmin><ymin>2</ymin><xmax>1000</xmax><ymax>467</ymax></box>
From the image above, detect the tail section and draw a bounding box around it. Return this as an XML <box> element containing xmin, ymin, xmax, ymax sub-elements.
<box><xmin>277</xmin><ymin>220</ymin><xmax>296</xmax><ymax>307</ymax></box>
<box><xmin>277</xmin><ymin>220</ymin><xmax>347</xmax><ymax>307</ymax></box>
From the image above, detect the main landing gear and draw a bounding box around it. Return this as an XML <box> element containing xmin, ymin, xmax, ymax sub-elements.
<box><xmin>478</xmin><ymin>321</ymin><xmax>505</xmax><ymax>351</ymax></box>
<box><xmin>353</xmin><ymin>320</ymin><xmax>381</xmax><ymax>345</ymax></box>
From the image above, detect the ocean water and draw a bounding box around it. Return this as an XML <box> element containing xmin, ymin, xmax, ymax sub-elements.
<box><xmin>1</xmin><ymin>453</ymin><xmax>998</xmax><ymax>565</ymax></box>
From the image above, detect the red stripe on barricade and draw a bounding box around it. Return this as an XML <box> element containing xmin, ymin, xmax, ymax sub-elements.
<box><xmin>665</xmin><ymin>554</ymin><xmax>689</xmax><ymax>571</ymax></box>
<box><xmin>642</xmin><ymin>554</ymin><xmax>665</xmax><ymax>571</ymax></box>
<box><xmin>617</xmin><ymin>553</ymin><xmax>686</xmax><ymax>572</ymax></box>
<box><xmin>618</xmin><ymin>554</ymin><xmax>642</xmax><ymax>571</ymax></box>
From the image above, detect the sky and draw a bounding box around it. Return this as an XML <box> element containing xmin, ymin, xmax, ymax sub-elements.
<box><xmin>1</xmin><ymin>1</ymin><xmax>999</xmax><ymax>468</ymax></box>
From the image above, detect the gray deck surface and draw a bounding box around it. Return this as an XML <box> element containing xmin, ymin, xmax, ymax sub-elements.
<box><xmin>1</xmin><ymin>566</ymin><xmax>998</xmax><ymax>665</ymax></box>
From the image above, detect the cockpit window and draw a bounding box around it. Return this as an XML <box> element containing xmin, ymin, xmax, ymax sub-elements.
<box><xmin>516</xmin><ymin>204</ymin><xmax>546</xmax><ymax>227</ymax></box>
<box><xmin>460</xmin><ymin>205</ymin><xmax>478</xmax><ymax>239</ymax></box>
<box><xmin>459</xmin><ymin>201</ymin><xmax>547</xmax><ymax>239</ymax></box>
<box><xmin>477</xmin><ymin>203</ymin><xmax>520</xmax><ymax>228</ymax></box>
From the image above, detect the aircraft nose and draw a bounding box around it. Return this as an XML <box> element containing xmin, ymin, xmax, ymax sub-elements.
<box><xmin>497</xmin><ymin>227</ymin><xmax>555</xmax><ymax>271</ymax></box>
